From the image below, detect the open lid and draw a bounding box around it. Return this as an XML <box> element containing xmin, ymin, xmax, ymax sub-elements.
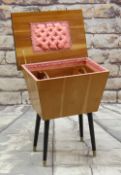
<box><xmin>11</xmin><ymin>10</ymin><xmax>88</xmax><ymax>70</ymax></box>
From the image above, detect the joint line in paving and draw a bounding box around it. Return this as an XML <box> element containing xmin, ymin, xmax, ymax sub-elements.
<box><xmin>0</xmin><ymin>106</ymin><xmax>30</xmax><ymax>134</ymax></box>
<box><xmin>94</xmin><ymin>118</ymin><xmax>121</xmax><ymax>144</ymax></box>
<box><xmin>101</xmin><ymin>104</ymin><xmax>121</xmax><ymax>115</ymax></box>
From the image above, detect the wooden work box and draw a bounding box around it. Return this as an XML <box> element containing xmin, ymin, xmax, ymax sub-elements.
<box><xmin>11</xmin><ymin>10</ymin><xmax>109</xmax><ymax>120</ymax></box>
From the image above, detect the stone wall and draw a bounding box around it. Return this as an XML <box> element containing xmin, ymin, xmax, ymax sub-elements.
<box><xmin>0</xmin><ymin>0</ymin><xmax>121</xmax><ymax>105</ymax></box>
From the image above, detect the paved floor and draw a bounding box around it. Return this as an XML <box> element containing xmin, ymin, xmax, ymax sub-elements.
<box><xmin>0</xmin><ymin>104</ymin><xmax>121</xmax><ymax>174</ymax></box>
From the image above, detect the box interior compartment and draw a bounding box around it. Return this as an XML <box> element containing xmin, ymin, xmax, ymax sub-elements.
<box><xmin>33</xmin><ymin>65</ymin><xmax>93</xmax><ymax>80</ymax></box>
<box><xmin>24</xmin><ymin>57</ymin><xmax>106</xmax><ymax>80</ymax></box>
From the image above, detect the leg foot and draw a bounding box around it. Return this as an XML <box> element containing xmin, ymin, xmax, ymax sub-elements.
<box><xmin>33</xmin><ymin>146</ymin><xmax>37</xmax><ymax>152</ymax></box>
<box><xmin>80</xmin><ymin>137</ymin><xmax>84</xmax><ymax>142</ymax></box>
<box><xmin>43</xmin><ymin>161</ymin><xmax>47</xmax><ymax>167</ymax></box>
<box><xmin>93</xmin><ymin>151</ymin><xmax>96</xmax><ymax>157</ymax></box>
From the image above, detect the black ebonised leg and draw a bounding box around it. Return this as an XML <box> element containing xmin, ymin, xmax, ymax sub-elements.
<box><xmin>43</xmin><ymin>120</ymin><xmax>50</xmax><ymax>166</ymax></box>
<box><xmin>78</xmin><ymin>114</ymin><xmax>83</xmax><ymax>141</ymax></box>
<box><xmin>87</xmin><ymin>113</ymin><xmax>96</xmax><ymax>156</ymax></box>
<box><xmin>33</xmin><ymin>114</ymin><xmax>41</xmax><ymax>152</ymax></box>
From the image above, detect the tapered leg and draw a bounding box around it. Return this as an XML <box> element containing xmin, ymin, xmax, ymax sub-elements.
<box><xmin>78</xmin><ymin>114</ymin><xmax>83</xmax><ymax>141</ymax></box>
<box><xmin>33</xmin><ymin>114</ymin><xmax>41</xmax><ymax>152</ymax></box>
<box><xmin>87</xmin><ymin>113</ymin><xmax>96</xmax><ymax>156</ymax></box>
<box><xmin>43</xmin><ymin>120</ymin><xmax>50</xmax><ymax>166</ymax></box>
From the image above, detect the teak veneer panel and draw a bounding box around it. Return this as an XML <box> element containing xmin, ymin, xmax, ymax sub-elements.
<box><xmin>22</xmin><ymin>58</ymin><xmax>109</xmax><ymax>120</ymax></box>
<box><xmin>12</xmin><ymin>10</ymin><xmax>109</xmax><ymax>120</ymax></box>
<box><xmin>11</xmin><ymin>10</ymin><xmax>87</xmax><ymax>70</ymax></box>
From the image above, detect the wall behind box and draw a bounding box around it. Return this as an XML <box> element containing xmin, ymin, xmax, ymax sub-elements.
<box><xmin>0</xmin><ymin>0</ymin><xmax>121</xmax><ymax>105</ymax></box>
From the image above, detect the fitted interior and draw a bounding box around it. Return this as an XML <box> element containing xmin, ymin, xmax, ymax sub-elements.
<box><xmin>24</xmin><ymin>57</ymin><xmax>105</xmax><ymax>80</ymax></box>
<box><xmin>32</xmin><ymin>64</ymin><xmax>94</xmax><ymax>80</ymax></box>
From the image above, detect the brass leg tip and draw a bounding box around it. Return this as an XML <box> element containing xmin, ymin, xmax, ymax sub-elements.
<box><xmin>93</xmin><ymin>151</ymin><xmax>96</xmax><ymax>157</ymax></box>
<box><xmin>80</xmin><ymin>137</ymin><xmax>84</xmax><ymax>142</ymax></box>
<box><xmin>33</xmin><ymin>146</ymin><xmax>36</xmax><ymax>152</ymax></box>
<box><xmin>43</xmin><ymin>161</ymin><xmax>47</xmax><ymax>167</ymax></box>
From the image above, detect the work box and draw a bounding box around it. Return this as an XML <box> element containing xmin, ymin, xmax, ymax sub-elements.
<box><xmin>12</xmin><ymin>10</ymin><xmax>109</xmax><ymax>120</ymax></box>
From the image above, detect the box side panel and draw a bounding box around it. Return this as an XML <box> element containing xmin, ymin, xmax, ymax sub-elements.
<box><xmin>61</xmin><ymin>72</ymin><xmax>109</xmax><ymax>116</ymax></box>
<box><xmin>62</xmin><ymin>75</ymin><xmax>90</xmax><ymax>116</ymax></box>
<box><xmin>22</xmin><ymin>69</ymin><xmax>42</xmax><ymax>116</ymax></box>
<box><xmin>85</xmin><ymin>72</ymin><xmax>109</xmax><ymax>113</ymax></box>
<box><xmin>37</xmin><ymin>78</ymin><xmax>64</xmax><ymax>120</ymax></box>
<box><xmin>37</xmin><ymin>72</ymin><xmax>109</xmax><ymax>120</ymax></box>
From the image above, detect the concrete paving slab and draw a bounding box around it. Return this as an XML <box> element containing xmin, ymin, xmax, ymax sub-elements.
<box><xmin>54</xmin><ymin>117</ymin><xmax>79</xmax><ymax>142</ymax></box>
<box><xmin>55</xmin><ymin>140</ymin><xmax>87</xmax><ymax>152</ymax></box>
<box><xmin>0</xmin><ymin>167</ymin><xmax>52</xmax><ymax>175</ymax></box>
<box><xmin>92</xmin><ymin>166</ymin><xmax>121</xmax><ymax>175</ymax></box>
<box><xmin>91</xmin><ymin>149</ymin><xmax>121</xmax><ymax>166</ymax></box>
<box><xmin>0</xmin><ymin>104</ymin><xmax>121</xmax><ymax>174</ymax></box>
<box><xmin>0</xmin><ymin>152</ymin><xmax>52</xmax><ymax>173</ymax></box>
<box><xmin>54</xmin><ymin>150</ymin><xmax>90</xmax><ymax>166</ymax></box>
<box><xmin>0</xmin><ymin>106</ymin><xmax>53</xmax><ymax>174</ymax></box>
<box><xmin>95</xmin><ymin>119</ymin><xmax>121</xmax><ymax>142</ymax></box>
<box><xmin>102</xmin><ymin>104</ymin><xmax>121</xmax><ymax>114</ymax></box>
<box><xmin>94</xmin><ymin>108</ymin><xmax>121</xmax><ymax>120</ymax></box>
<box><xmin>54</xmin><ymin>166</ymin><xmax>91</xmax><ymax>175</ymax></box>
<box><xmin>0</xmin><ymin>132</ymin><xmax>53</xmax><ymax>153</ymax></box>
<box><xmin>0</xmin><ymin>106</ymin><xmax>30</xmax><ymax>133</ymax></box>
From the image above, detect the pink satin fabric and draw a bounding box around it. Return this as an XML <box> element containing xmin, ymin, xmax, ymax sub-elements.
<box><xmin>31</xmin><ymin>21</ymin><xmax>71</xmax><ymax>52</ymax></box>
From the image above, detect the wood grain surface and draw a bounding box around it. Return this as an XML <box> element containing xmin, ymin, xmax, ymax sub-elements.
<box><xmin>12</xmin><ymin>10</ymin><xmax>109</xmax><ymax>120</ymax></box>
<box><xmin>11</xmin><ymin>10</ymin><xmax>87</xmax><ymax>70</ymax></box>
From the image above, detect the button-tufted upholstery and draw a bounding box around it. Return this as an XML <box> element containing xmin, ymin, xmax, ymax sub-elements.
<box><xmin>31</xmin><ymin>21</ymin><xmax>71</xmax><ymax>52</ymax></box>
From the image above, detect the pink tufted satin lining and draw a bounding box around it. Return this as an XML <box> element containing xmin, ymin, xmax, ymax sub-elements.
<box><xmin>31</xmin><ymin>21</ymin><xmax>71</xmax><ymax>52</ymax></box>
<box><xmin>24</xmin><ymin>57</ymin><xmax>106</xmax><ymax>72</ymax></box>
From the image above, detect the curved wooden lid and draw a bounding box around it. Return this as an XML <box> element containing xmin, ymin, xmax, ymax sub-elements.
<box><xmin>11</xmin><ymin>10</ymin><xmax>87</xmax><ymax>70</ymax></box>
